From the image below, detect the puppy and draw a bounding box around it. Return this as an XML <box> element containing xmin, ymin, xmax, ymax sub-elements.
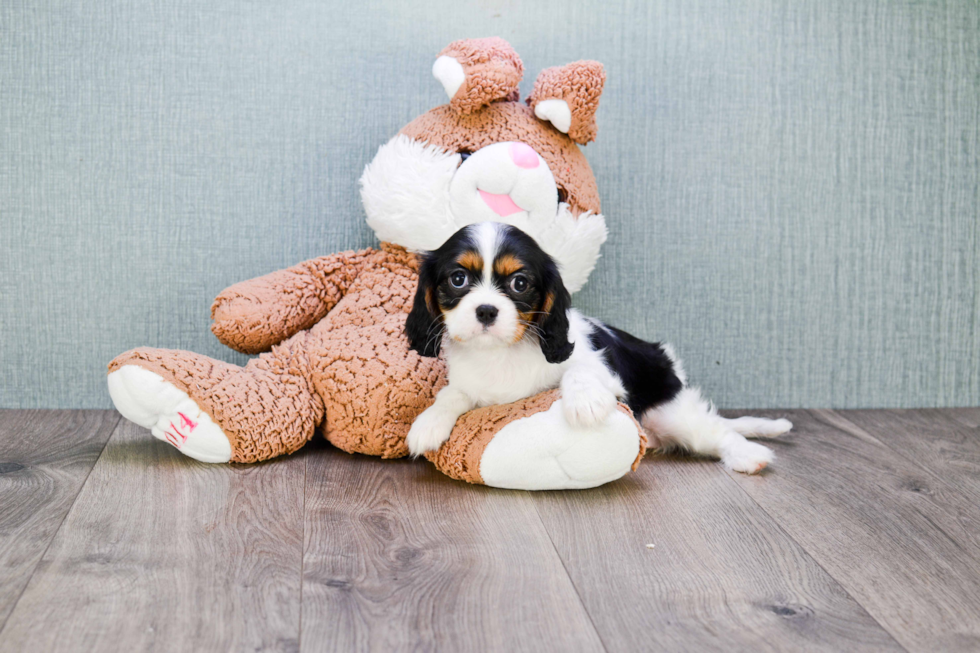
<box><xmin>405</xmin><ymin>222</ymin><xmax>792</xmax><ymax>474</ymax></box>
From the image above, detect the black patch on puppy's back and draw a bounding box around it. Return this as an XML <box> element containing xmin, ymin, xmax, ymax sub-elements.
<box><xmin>587</xmin><ymin>323</ymin><xmax>683</xmax><ymax>415</ymax></box>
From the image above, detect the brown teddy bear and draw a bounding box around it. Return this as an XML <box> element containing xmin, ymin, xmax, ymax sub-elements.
<box><xmin>107</xmin><ymin>37</ymin><xmax>789</xmax><ymax>488</ymax></box>
<box><xmin>106</xmin><ymin>37</ymin><xmax>650</xmax><ymax>490</ymax></box>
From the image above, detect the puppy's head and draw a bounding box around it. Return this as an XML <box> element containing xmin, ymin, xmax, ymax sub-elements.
<box><xmin>406</xmin><ymin>222</ymin><xmax>573</xmax><ymax>363</ymax></box>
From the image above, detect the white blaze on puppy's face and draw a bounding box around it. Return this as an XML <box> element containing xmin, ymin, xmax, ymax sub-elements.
<box><xmin>443</xmin><ymin>283</ymin><xmax>519</xmax><ymax>345</ymax></box>
<box><xmin>441</xmin><ymin>223</ymin><xmax>520</xmax><ymax>346</ymax></box>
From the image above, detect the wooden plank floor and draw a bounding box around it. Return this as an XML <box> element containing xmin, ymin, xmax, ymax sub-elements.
<box><xmin>1</xmin><ymin>408</ymin><xmax>979</xmax><ymax>652</ymax></box>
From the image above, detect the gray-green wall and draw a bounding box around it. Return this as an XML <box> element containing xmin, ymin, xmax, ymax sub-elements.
<box><xmin>2</xmin><ymin>0</ymin><xmax>978</xmax><ymax>409</ymax></box>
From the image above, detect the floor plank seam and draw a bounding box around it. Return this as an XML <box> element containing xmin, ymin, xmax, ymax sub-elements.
<box><xmin>298</xmin><ymin>455</ymin><xmax>308</xmax><ymax>651</ymax></box>
<box><xmin>0</xmin><ymin>411</ymin><xmax>122</xmax><ymax>638</ymax></box>
<box><xmin>529</xmin><ymin>493</ymin><xmax>610</xmax><ymax>653</ymax></box>
<box><xmin>719</xmin><ymin>461</ymin><xmax>911</xmax><ymax>653</ymax></box>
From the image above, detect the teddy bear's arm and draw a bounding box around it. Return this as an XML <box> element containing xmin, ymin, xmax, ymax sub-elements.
<box><xmin>424</xmin><ymin>390</ymin><xmax>647</xmax><ymax>490</ymax></box>
<box><xmin>210</xmin><ymin>248</ymin><xmax>374</xmax><ymax>354</ymax></box>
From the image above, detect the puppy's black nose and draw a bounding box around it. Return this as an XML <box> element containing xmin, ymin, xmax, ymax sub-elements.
<box><xmin>475</xmin><ymin>304</ymin><xmax>498</xmax><ymax>326</ymax></box>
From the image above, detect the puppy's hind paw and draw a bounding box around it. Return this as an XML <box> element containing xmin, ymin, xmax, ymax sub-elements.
<box><xmin>562</xmin><ymin>388</ymin><xmax>617</xmax><ymax>429</ymax></box>
<box><xmin>767</xmin><ymin>418</ymin><xmax>793</xmax><ymax>436</ymax></box>
<box><xmin>722</xmin><ymin>439</ymin><xmax>774</xmax><ymax>475</ymax></box>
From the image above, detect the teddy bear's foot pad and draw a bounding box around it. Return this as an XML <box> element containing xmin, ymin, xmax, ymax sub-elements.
<box><xmin>107</xmin><ymin>365</ymin><xmax>232</xmax><ymax>463</ymax></box>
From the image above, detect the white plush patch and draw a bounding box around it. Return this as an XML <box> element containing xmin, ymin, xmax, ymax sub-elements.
<box><xmin>360</xmin><ymin>136</ymin><xmax>460</xmax><ymax>251</ymax></box>
<box><xmin>432</xmin><ymin>55</ymin><xmax>465</xmax><ymax>100</ymax></box>
<box><xmin>359</xmin><ymin>135</ymin><xmax>607</xmax><ymax>293</ymax></box>
<box><xmin>107</xmin><ymin>365</ymin><xmax>232</xmax><ymax>463</ymax></box>
<box><xmin>529</xmin><ymin>204</ymin><xmax>607</xmax><ymax>294</ymax></box>
<box><xmin>448</xmin><ymin>141</ymin><xmax>558</xmax><ymax>225</ymax></box>
<box><xmin>533</xmin><ymin>99</ymin><xmax>572</xmax><ymax>133</ymax></box>
<box><xmin>479</xmin><ymin>399</ymin><xmax>640</xmax><ymax>490</ymax></box>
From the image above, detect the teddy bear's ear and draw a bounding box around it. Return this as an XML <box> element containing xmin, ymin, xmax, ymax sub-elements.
<box><xmin>432</xmin><ymin>37</ymin><xmax>524</xmax><ymax>115</ymax></box>
<box><xmin>527</xmin><ymin>61</ymin><xmax>605</xmax><ymax>144</ymax></box>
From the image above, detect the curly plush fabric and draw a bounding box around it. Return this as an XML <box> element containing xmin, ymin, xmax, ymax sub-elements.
<box><xmin>107</xmin><ymin>37</ymin><xmax>646</xmax><ymax>487</ymax></box>
<box><xmin>438</xmin><ymin>37</ymin><xmax>524</xmax><ymax>115</ymax></box>
<box><xmin>527</xmin><ymin>61</ymin><xmax>606</xmax><ymax>144</ymax></box>
<box><xmin>211</xmin><ymin>249</ymin><xmax>375</xmax><ymax>355</ymax></box>
<box><xmin>111</xmin><ymin>246</ymin><xmax>437</xmax><ymax>461</ymax></box>
<box><xmin>107</xmin><ymin>342</ymin><xmax>323</xmax><ymax>463</ymax></box>
<box><xmin>108</xmin><ymin>244</ymin><xmax>639</xmax><ymax>474</ymax></box>
<box><xmin>400</xmin><ymin>102</ymin><xmax>601</xmax><ymax>217</ymax></box>
<box><xmin>425</xmin><ymin>389</ymin><xmax>648</xmax><ymax>484</ymax></box>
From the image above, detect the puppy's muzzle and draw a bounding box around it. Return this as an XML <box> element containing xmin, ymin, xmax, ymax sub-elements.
<box><xmin>475</xmin><ymin>304</ymin><xmax>498</xmax><ymax>326</ymax></box>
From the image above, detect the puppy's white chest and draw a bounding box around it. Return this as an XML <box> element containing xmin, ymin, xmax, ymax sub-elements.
<box><xmin>446</xmin><ymin>341</ymin><xmax>564</xmax><ymax>406</ymax></box>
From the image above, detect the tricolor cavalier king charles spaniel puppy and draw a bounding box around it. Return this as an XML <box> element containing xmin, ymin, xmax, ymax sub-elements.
<box><xmin>405</xmin><ymin>222</ymin><xmax>791</xmax><ymax>474</ymax></box>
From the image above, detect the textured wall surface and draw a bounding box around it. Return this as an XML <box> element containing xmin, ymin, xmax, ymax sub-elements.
<box><xmin>2</xmin><ymin>0</ymin><xmax>978</xmax><ymax>409</ymax></box>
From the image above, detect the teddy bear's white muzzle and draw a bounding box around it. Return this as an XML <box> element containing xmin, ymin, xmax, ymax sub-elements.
<box><xmin>449</xmin><ymin>141</ymin><xmax>559</xmax><ymax>229</ymax></box>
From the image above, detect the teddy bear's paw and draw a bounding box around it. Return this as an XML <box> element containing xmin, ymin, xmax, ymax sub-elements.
<box><xmin>107</xmin><ymin>365</ymin><xmax>232</xmax><ymax>463</ymax></box>
<box><xmin>478</xmin><ymin>399</ymin><xmax>641</xmax><ymax>490</ymax></box>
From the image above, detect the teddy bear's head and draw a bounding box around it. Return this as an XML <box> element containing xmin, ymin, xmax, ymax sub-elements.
<box><xmin>359</xmin><ymin>37</ymin><xmax>607</xmax><ymax>293</ymax></box>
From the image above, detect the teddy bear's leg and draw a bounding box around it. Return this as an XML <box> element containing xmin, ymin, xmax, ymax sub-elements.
<box><xmin>425</xmin><ymin>390</ymin><xmax>646</xmax><ymax>490</ymax></box>
<box><xmin>107</xmin><ymin>335</ymin><xmax>324</xmax><ymax>463</ymax></box>
<box><xmin>108</xmin><ymin>363</ymin><xmax>233</xmax><ymax>462</ymax></box>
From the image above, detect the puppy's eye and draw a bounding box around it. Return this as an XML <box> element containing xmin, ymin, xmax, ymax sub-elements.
<box><xmin>450</xmin><ymin>270</ymin><xmax>468</xmax><ymax>288</ymax></box>
<box><xmin>557</xmin><ymin>187</ymin><xmax>568</xmax><ymax>204</ymax></box>
<box><xmin>509</xmin><ymin>275</ymin><xmax>529</xmax><ymax>293</ymax></box>
<box><xmin>458</xmin><ymin>151</ymin><xmax>472</xmax><ymax>165</ymax></box>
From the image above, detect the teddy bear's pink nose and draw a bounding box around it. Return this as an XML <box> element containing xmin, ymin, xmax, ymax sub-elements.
<box><xmin>509</xmin><ymin>142</ymin><xmax>539</xmax><ymax>169</ymax></box>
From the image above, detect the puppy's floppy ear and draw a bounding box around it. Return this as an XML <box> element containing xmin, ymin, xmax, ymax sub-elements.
<box><xmin>537</xmin><ymin>270</ymin><xmax>574</xmax><ymax>364</ymax></box>
<box><xmin>406</xmin><ymin>255</ymin><xmax>443</xmax><ymax>357</ymax></box>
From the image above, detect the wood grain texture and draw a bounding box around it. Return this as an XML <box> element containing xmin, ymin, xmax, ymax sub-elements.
<box><xmin>530</xmin><ymin>447</ymin><xmax>901</xmax><ymax>652</ymax></box>
<box><xmin>837</xmin><ymin>409</ymin><xmax>980</xmax><ymax>567</ymax></box>
<box><xmin>0</xmin><ymin>420</ymin><xmax>307</xmax><ymax>653</ymax></box>
<box><xmin>0</xmin><ymin>410</ymin><xmax>118</xmax><ymax>629</ymax></box>
<box><xmin>300</xmin><ymin>441</ymin><xmax>604</xmax><ymax>653</ymax></box>
<box><xmin>725</xmin><ymin>409</ymin><xmax>980</xmax><ymax>652</ymax></box>
<box><xmin>5</xmin><ymin>408</ymin><xmax>980</xmax><ymax>651</ymax></box>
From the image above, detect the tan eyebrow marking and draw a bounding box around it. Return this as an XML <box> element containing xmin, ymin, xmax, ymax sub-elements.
<box><xmin>456</xmin><ymin>250</ymin><xmax>484</xmax><ymax>272</ymax></box>
<box><xmin>493</xmin><ymin>253</ymin><xmax>523</xmax><ymax>277</ymax></box>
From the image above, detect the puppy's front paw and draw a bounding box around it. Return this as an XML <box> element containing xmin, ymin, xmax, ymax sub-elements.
<box><xmin>562</xmin><ymin>387</ymin><xmax>617</xmax><ymax>428</ymax></box>
<box><xmin>407</xmin><ymin>409</ymin><xmax>457</xmax><ymax>456</ymax></box>
<box><xmin>723</xmin><ymin>439</ymin><xmax>774</xmax><ymax>475</ymax></box>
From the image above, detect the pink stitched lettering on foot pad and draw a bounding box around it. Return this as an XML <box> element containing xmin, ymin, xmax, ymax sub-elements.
<box><xmin>178</xmin><ymin>412</ymin><xmax>198</xmax><ymax>431</ymax></box>
<box><xmin>165</xmin><ymin>420</ymin><xmax>190</xmax><ymax>448</ymax></box>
